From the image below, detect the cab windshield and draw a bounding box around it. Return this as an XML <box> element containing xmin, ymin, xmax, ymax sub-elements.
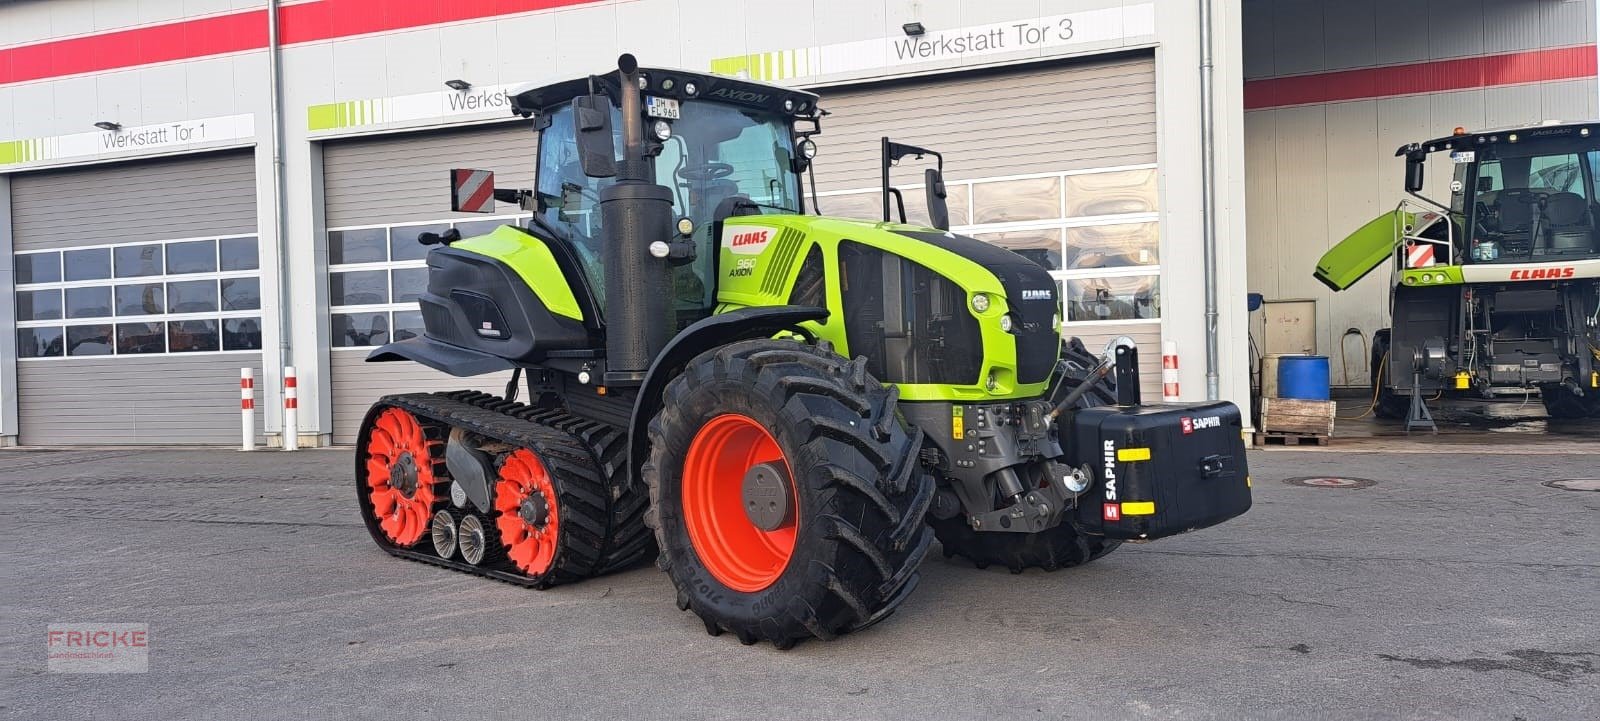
<box><xmin>1462</xmin><ymin>142</ymin><xmax>1600</xmax><ymax>263</ymax></box>
<box><xmin>534</xmin><ymin>101</ymin><xmax>798</xmax><ymax>322</ymax></box>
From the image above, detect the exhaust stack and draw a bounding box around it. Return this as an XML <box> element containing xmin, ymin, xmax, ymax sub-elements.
<box><xmin>600</xmin><ymin>54</ymin><xmax>675</xmax><ymax>383</ymax></box>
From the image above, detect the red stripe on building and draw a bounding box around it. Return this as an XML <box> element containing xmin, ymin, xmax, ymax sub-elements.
<box><xmin>0</xmin><ymin>0</ymin><xmax>597</xmax><ymax>85</ymax></box>
<box><xmin>1244</xmin><ymin>46</ymin><xmax>1598</xmax><ymax>110</ymax></box>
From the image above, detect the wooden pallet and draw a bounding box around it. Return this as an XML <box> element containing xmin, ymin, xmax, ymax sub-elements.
<box><xmin>1253</xmin><ymin>430</ymin><xmax>1331</xmax><ymax>447</ymax></box>
<box><xmin>1259</xmin><ymin>397</ymin><xmax>1335</xmax><ymax>438</ymax></box>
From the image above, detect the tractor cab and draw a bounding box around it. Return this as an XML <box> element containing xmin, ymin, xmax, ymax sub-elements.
<box><xmin>507</xmin><ymin>69</ymin><xmax>821</xmax><ymax>327</ymax></box>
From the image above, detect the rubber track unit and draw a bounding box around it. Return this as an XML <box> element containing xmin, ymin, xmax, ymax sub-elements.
<box><xmin>643</xmin><ymin>339</ymin><xmax>936</xmax><ymax>649</ymax></box>
<box><xmin>930</xmin><ymin>338</ymin><xmax>1123</xmax><ymax>573</ymax></box>
<box><xmin>356</xmin><ymin>391</ymin><xmax>654</xmax><ymax>588</ymax></box>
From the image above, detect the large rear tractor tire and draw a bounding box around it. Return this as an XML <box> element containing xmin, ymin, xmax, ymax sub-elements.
<box><xmin>1370</xmin><ymin>331</ymin><xmax>1408</xmax><ymax>420</ymax></box>
<box><xmin>931</xmin><ymin>337</ymin><xmax>1122</xmax><ymax>573</ymax></box>
<box><xmin>643</xmin><ymin>339</ymin><xmax>935</xmax><ymax>648</ymax></box>
<box><xmin>1541</xmin><ymin>385</ymin><xmax>1600</xmax><ymax>419</ymax></box>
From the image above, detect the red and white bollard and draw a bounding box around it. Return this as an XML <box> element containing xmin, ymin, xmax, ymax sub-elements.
<box><xmin>1162</xmin><ymin>340</ymin><xmax>1181</xmax><ymax>402</ymax></box>
<box><xmin>240</xmin><ymin>368</ymin><xmax>256</xmax><ymax>451</ymax></box>
<box><xmin>282</xmin><ymin>366</ymin><xmax>299</xmax><ymax>452</ymax></box>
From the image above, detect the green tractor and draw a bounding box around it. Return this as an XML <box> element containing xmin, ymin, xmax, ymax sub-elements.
<box><xmin>356</xmin><ymin>55</ymin><xmax>1252</xmax><ymax>647</ymax></box>
<box><xmin>1316</xmin><ymin>122</ymin><xmax>1600</xmax><ymax>422</ymax></box>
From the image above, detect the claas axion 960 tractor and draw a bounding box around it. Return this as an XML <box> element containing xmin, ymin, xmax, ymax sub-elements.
<box><xmin>1316</xmin><ymin>121</ymin><xmax>1600</xmax><ymax>422</ymax></box>
<box><xmin>356</xmin><ymin>55</ymin><xmax>1252</xmax><ymax>647</ymax></box>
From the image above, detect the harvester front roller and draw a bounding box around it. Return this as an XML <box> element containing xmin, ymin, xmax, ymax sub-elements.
<box><xmin>644</xmin><ymin>339</ymin><xmax>936</xmax><ymax>648</ymax></box>
<box><xmin>356</xmin><ymin>391</ymin><xmax>654</xmax><ymax>588</ymax></box>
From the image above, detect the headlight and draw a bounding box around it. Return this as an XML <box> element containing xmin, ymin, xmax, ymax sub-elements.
<box><xmin>684</xmin><ymin>81</ymin><xmax>698</xmax><ymax>97</ymax></box>
<box><xmin>676</xmin><ymin>217</ymin><xmax>694</xmax><ymax>235</ymax></box>
<box><xmin>970</xmin><ymin>293</ymin><xmax>990</xmax><ymax>313</ymax></box>
<box><xmin>784</xmin><ymin>99</ymin><xmax>795</xmax><ymax>112</ymax></box>
<box><xmin>637</xmin><ymin>75</ymin><xmax>649</xmax><ymax>90</ymax></box>
<box><xmin>998</xmin><ymin>314</ymin><xmax>1014</xmax><ymax>333</ymax></box>
<box><xmin>797</xmin><ymin>138</ymin><xmax>818</xmax><ymax>159</ymax></box>
<box><xmin>652</xmin><ymin>120</ymin><xmax>671</xmax><ymax>141</ymax></box>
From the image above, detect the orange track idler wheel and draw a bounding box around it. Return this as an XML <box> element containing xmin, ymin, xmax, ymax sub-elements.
<box><xmin>493</xmin><ymin>449</ymin><xmax>562</xmax><ymax>575</ymax></box>
<box><xmin>681</xmin><ymin>414</ymin><xmax>798</xmax><ymax>593</ymax></box>
<box><xmin>363</xmin><ymin>407</ymin><xmax>439</xmax><ymax>547</ymax></box>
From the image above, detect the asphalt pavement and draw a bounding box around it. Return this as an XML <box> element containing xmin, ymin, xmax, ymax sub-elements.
<box><xmin>1</xmin><ymin>444</ymin><xmax>1595</xmax><ymax>720</ymax></box>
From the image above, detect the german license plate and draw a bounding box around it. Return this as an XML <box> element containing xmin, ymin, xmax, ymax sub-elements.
<box><xmin>646</xmin><ymin>96</ymin><xmax>680</xmax><ymax>119</ymax></box>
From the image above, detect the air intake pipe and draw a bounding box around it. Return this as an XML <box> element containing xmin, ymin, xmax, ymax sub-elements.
<box><xmin>600</xmin><ymin>54</ymin><xmax>675</xmax><ymax>383</ymax></box>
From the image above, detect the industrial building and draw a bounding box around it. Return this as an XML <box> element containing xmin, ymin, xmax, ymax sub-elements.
<box><xmin>0</xmin><ymin>0</ymin><xmax>1590</xmax><ymax>445</ymax></box>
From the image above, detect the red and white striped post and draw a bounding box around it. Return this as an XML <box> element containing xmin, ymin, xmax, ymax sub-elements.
<box><xmin>240</xmin><ymin>368</ymin><xmax>256</xmax><ymax>451</ymax></box>
<box><xmin>282</xmin><ymin>366</ymin><xmax>299</xmax><ymax>452</ymax></box>
<box><xmin>1162</xmin><ymin>340</ymin><xmax>1181</xmax><ymax>402</ymax></box>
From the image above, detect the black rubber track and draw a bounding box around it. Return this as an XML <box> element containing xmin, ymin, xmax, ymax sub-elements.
<box><xmin>355</xmin><ymin>391</ymin><xmax>654</xmax><ymax>589</ymax></box>
<box><xmin>930</xmin><ymin>337</ymin><xmax>1123</xmax><ymax>573</ymax></box>
<box><xmin>643</xmin><ymin>339</ymin><xmax>936</xmax><ymax>649</ymax></box>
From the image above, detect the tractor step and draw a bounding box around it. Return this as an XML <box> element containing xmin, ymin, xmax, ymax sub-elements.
<box><xmin>355</xmin><ymin>390</ymin><xmax>654</xmax><ymax>589</ymax></box>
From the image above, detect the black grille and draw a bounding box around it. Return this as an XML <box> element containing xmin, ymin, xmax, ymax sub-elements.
<box><xmin>839</xmin><ymin>241</ymin><xmax>982</xmax><ymax>385</ymax></box>
<box><xmin>1012</xmin><ymin>293</ymin><xmax>1059</xmax><ymax>383</ymax></box>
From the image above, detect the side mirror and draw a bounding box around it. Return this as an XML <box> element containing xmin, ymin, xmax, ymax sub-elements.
<box><xmin>417</xmin><ymin>228</ymin><xmax>462</xmax><ymax>247</ymax></box>
<box><xmin>1404</xmin><ymin>153</ymin><xmax>1426</xmax><ymax>193</ymax></box>
<box><xmin>450</xmin><ymin>168</ymin><xmax>497</xmax><ymax>213</ymax></box>
<box><xmin>924</xmin><ymin>167</ymin><xmax>950</xmax><ymax>231</ymax></box>
<box><xmin>573</xmin><ymin>95</ymin><xmax>617</xmax><ymax>179</ymax></box>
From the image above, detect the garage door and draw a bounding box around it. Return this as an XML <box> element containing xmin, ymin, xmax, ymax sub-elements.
<box><xmin>322</xmin><ymin>122</ymin><xmax>536</xmax><ymax>443</ymax></box>
<box><xmin>10</xmin><ymin>150</ymin><xmax>266</xmax><ymax>444</ymax></box>
<box><xmin>811</xmin><ymin>54</ymin><xmax>1164</xmax><ymax>397</ymax></box>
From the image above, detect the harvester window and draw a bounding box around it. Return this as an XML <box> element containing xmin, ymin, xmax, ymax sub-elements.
<box><xmin>1468</xmin><ymin>148</ymin><xmax>1598</xmax><ymax>262</ymax></box>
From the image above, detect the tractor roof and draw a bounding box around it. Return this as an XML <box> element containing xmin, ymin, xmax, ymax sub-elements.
<box><xmin>509</xmin><ymin>67</ymin><xmax>820</xmax><ymax>119</ymax></box>
<box><xmin>1397</xmin><ymin>120</ymin><xmax>1600</xmax><ymax>157</ymax></box>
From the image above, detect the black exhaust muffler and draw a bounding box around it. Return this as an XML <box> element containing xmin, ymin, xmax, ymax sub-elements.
<box><xmin>601</xmin><ymin>54</ymin><xmax>674</xmax><ymax>383</ymax></box>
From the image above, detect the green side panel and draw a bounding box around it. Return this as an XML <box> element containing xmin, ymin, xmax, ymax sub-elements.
<box><xmin>1316</xmin><ymin>209</ymin><xmax>1409</xmax><ymax>292</ymax></box>
<box><xmin>714</xmin><ymin>215</ymin><xmax>1050</xmax><ymax>402</ymax></box>
<box><xmin>0</xmin><ymin>140</ymin><xmax>22</xmax><ymax>165</ymax></box>
<box><xmin>1398</xmin><ymin>265</ymin><xmax>1464</xmax><ymax>287</ymax></box>
<box><xmin>451</xmin><ymin>225</ymin><xmax>584</xmax><ymax>322</ymax></box>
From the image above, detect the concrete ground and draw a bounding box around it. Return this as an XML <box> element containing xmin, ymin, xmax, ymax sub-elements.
<box><xmin>1</xmin><ymin>435</ymin><xmax>1595</xmax><ymax>720</ymax></box>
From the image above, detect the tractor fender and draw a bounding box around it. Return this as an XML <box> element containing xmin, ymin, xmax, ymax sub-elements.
<box><xmin>625</xmin><ymin>305</ymin><xmax>829</xmax><ymax>489</ymax></box>
<box><xmin>368</xmin><ymin>336</ymin><xmax>516</xmax><ymax>377</ymax></box>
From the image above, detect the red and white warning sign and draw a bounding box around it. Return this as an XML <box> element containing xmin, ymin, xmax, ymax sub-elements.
<box><xmin>1103</xmin><ymin>503</ymin><xmax>1121</xmax><ymax>521</ymax></box>
<box><xmin>1405</xmin><ymin>241</ymin><xmax>1436</xmax><ymax>268</ymax></box>
<box><xmin>450</xmin><ymin>168</ymin><xmax>496</xmax><ymax>214</ymax></box>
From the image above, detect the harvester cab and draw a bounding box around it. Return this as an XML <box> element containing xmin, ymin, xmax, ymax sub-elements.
<box><xmin>1316</xmin><ymin>121</ymin><xmax>1600</xmax><ymax>420</ymax></box>
<box><xmin>354</xmin><ymin>55</ymin><xmax>1253</xmax><ymax>648</ymax></box>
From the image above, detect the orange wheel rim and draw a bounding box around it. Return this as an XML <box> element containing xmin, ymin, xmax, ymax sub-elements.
<box><xmin>363</xmin><ymin>408</ymin><xmax>438</xmax><ymax>546</ymax></box>
<box><xmin>682</xmin><ymin>414</ymin><xmax>797</xmax><ymax>592</ymax></box>
<box><xmin>494</xmin><ymin>449</ymin><xmax>561</xmax><ymax>575</ymax></box>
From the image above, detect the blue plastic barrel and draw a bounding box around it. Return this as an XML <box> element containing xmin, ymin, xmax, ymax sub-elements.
<box><xmin>1277</xmin><ymin>355</ymin><xmax>1331</xmax><ymax>401</ymax></box>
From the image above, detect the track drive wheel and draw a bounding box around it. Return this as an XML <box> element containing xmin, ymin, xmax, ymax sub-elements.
<box><xmin>360</xmin><ymin>407</ymin><xmax>442</xmax><ymax>547</ymax></box>
<box><xmin>931</xmin><ymin>339</ymin><xmax>1122</xmax><ymax>573</ymax></box>
<box><xmin>644</xmin><ymin>339</ymin><xmax>935</xmax><ymax>648</ymax></box>
<box><xmin>493</xmin><ymin>449</ymin><xmax>562</xmax><ymax>578</ymax></box>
